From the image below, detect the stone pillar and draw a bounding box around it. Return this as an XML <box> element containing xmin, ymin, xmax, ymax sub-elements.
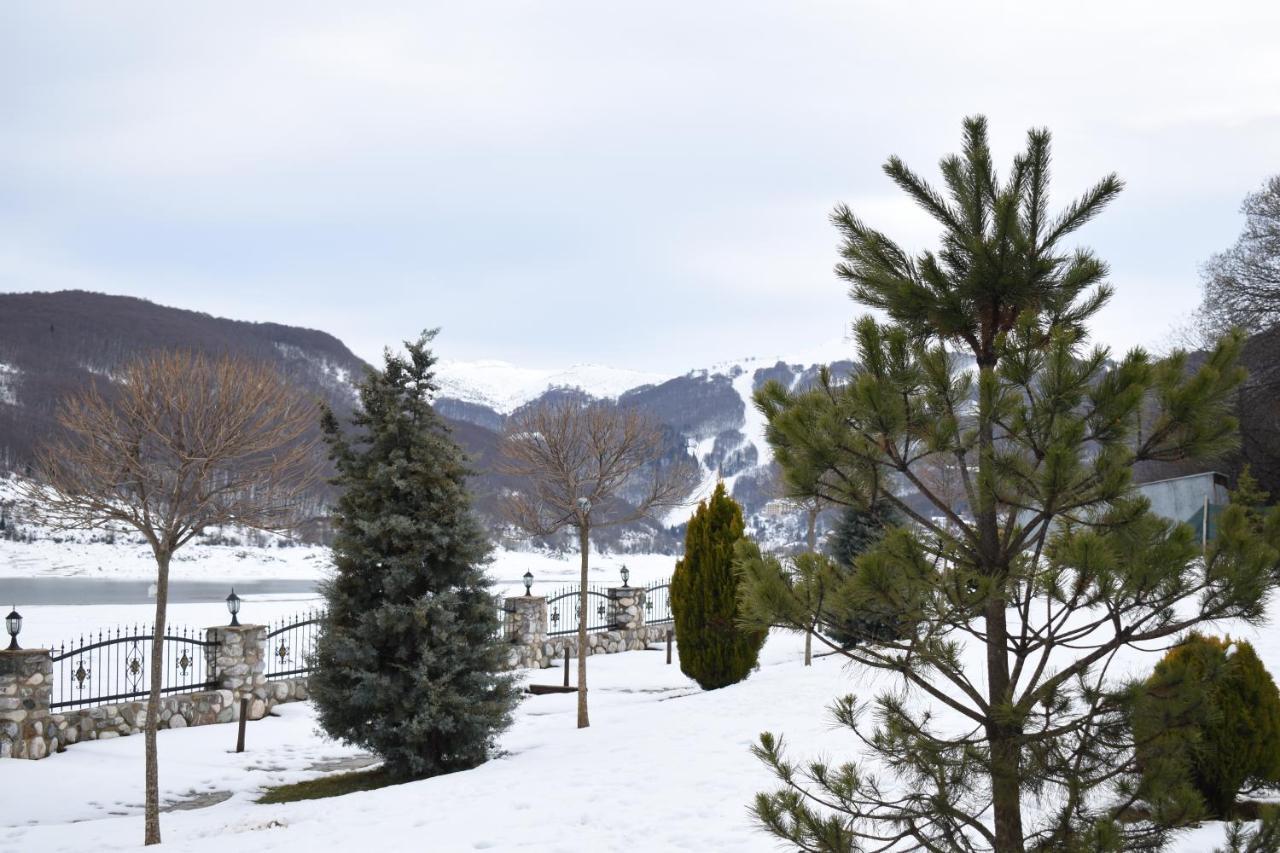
<box><xmin>504</xmin><ymin>596</ymin><xmax>547</xmax><ymax>645</ymax></box>
<box><xmin>608</xmin><ymin>587</ymin><xmax>646</xmax><ymax>632</ymax></box>
<box><xmin>503</xmin><ymin>596</ymin><xmax>548</xmax><ymax>669</ymax></box>
<box><xmin>0</xmin><ymin>649</ymin><xmax>54</xmax><ymax>759</ymax></box>
<box><xmin>205</xmin><ymin>625</ymin><xmax>269</xmax><ymax>720</ymax></box>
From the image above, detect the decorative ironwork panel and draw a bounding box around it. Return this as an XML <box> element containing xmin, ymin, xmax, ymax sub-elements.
<box><xmin>50</xmin><ymin>623</ymin><xmax>218</xmax><ymax>711</ymax></box>
<box><xmin>644</xmin><ymin>582</ymin><xmax>673</xmax><ymax>625</ymax></box>
<box><xmin>264</xmin><ymin>609</ymin><xmax>323</xmax><ymax>680</ymax></box>
<box><xmin>545</xmin><ymin>584</ymin><xmax>615</xmax><ymax>637</ymax></box>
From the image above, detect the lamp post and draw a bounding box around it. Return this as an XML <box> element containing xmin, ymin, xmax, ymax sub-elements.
<box><xmin>5</xmin><ymin>606</ymin><xmax>21</xmax><ymax>651</ymax></box>
<box><xmin>620</xmin><ymin>565</ymin><xmax>630</xmax><ymax>588</ymax></box>
<box><xmin>226</xmin><ymin>589</ymin><xmax>242</xmax><ymax>627</ymax></box>
<box><xmin>523</xmin><ymin>570</ymin><xmax>534</xmax><ymax>596</ymax></box>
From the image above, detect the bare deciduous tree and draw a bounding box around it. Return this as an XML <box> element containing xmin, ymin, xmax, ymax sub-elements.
<box><xmin>498</xmin><ymin>400</ymin><xmax>696</xmax><ymax>728</ymax></box>
<box><xmin>782</xmin><ymin>494</ymin><xmax>828</xmax><ymax>666</ymax></box>
<box><xmin>21</xmin><ymin>352</ymin><xmax>320</xmax><ymax>846</ymax></box>
<box><xmin>1184</xmin><ymin>174</ymin><xmax>1280</xmax><ymax>346</ymax></box>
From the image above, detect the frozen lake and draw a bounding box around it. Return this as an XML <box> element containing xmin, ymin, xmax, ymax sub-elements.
<box><xmin>0</xmin><ymin>576</ymin><xmax>318</xmax><ymax>606</ymax></box>
<box><xmin>2</xmin><ymin>546</ymin><xmax>679</xmax><ymax>648</ymax></box>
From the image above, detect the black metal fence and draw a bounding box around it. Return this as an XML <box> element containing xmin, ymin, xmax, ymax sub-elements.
<box><xmin>264</xmin><ymin>610</ymin><xmax>323</xmax><ymax>680</ymax></box>
<box><xmin>50</xmin><ymin>624</ymin><xmax>218</xmax><ymax>711</ymax></box>
<box><xmin>644</xmin><ymin>582</ymin><xmax>673</xmax><ymax>625</ymax></box>
<box><xmin>545</xmin><ymin>583</ymin><xmax>614</xmax><ymax>637</ymax></box>
<box><xmin>43</xmin><ymin>578</ymin><xmax>677</xmax><ymax>711</ymax></box>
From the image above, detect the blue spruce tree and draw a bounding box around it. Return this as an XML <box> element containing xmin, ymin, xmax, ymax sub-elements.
<box><xmin>311</xmin><ymin>331</ymin><xmax>518</xmax><ymax>779</ymax></box>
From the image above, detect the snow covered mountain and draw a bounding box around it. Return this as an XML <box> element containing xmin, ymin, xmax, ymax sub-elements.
<box><xmin>433</xmin><ymin>352</ymin><xmax>862</xmax><ymax>551</ymax></box>
<box><xmin>0</xmin><ymin>290</ymin><xmax>869</xmax><ymax>553</ymax></box>
<box><xmin>435</xmin><ymin>360</ymin><xmax>668</xmax><ymax>414</ymax></box>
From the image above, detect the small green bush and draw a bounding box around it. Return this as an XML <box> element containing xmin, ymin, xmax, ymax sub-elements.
<box><xmin>671</xmin><ymin>482</ymin><xmax>766</xmax><ymax>689</ymax></box>
<box><xmin>1134</xmin><ymin>634</ymin><xmax>1280</xmax><ymax>818</ymax></box>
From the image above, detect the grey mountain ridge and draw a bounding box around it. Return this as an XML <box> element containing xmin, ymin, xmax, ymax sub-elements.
<box><xmin>0</xmin><ymin>291</ymin><xmax>860</xmax><ymax>552</ymax></box>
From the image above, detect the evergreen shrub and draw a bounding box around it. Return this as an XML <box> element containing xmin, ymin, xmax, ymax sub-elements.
<box><xmin>1134</xmin><ymin>634</ymin><xmax>1280</xmax><ymax>818</ymax></box>
<box><xmin>671</xmin><ymin>482</ymin><xmax>766</xmax><ymax>689</ymax></box>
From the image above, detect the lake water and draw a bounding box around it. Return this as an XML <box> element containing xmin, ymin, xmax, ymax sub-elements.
<box><xmin>0</xmin><ymin>577</ymin><xmax>319</xmax><ymax>607</ymax></box>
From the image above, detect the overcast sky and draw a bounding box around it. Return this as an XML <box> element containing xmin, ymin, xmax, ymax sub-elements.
<box><xmin>3</xmin><ymin>2</ymin><xmax>1278</xmax><ymax>372</ymax></box>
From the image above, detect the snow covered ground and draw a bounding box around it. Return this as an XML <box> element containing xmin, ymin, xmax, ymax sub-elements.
<box><xmin>0</xmin><ymin>539</ymin><xmax>675</xmax><ymax>588</ymax></box>
<box><xmin>0</xmin><ymin>630</ymin><xmax>1256</xmax><ymax>852</ymax></box>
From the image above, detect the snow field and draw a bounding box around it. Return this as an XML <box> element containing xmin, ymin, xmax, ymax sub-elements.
<box><xmin>0</xmin><ymin>629</ymin><xmax>1259</xmax><ymax>852</ymax></box>
<box><xmin>0</xmin><ymin>540</ymin><xmax>677</xmax><ymax>589</ymax></box>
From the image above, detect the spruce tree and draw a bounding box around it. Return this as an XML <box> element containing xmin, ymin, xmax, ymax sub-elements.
<box><xmin>310</xmin><ymin>331</ymin><xmax>518</xmax><ymax>780</ymax></box>
<box><xmin>671</xmin><ymin>482</ymin><xmax>765</xmax><ymax>690</ymax></box>
<box><xmin>826</xmin><ymin>502</ymin><xmax>903</xmax><ymax>570</ymax></box>
<box><xmin>744</xmin><ymin>117</ymin><xmax>1280</xmax><ymax>851</ymax></box>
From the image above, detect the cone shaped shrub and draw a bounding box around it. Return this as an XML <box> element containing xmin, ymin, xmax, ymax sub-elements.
<box><xmin>671</xmin><ymin>482</ymin><xmax>766</xmax><ymax>689</ymax></box>
<box><xmin>1134</xmin><ymin>634</ymin><xmax>1280</xmax><ymax>818</ymax></box>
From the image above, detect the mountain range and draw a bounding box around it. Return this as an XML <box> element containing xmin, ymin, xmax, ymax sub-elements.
<box><xmin>5</xmin><ymin>291</ymin><xmax>1265</xmax><ymax>554</ymax></box>
<box><xmin>0</xmin><ymin>291</ymin><xmax>856</xmax><ymax>552</ymax></box>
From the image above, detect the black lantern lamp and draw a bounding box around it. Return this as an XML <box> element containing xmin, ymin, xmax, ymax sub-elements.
<box><xmin>523</xmin><ymin>570</ymin><xmax>534</xmax><ymax>596</ymax></box>
<box><xmin>226</xmin><ymin>589</ymin><xmax>242</xmax><ymax>627</ymax></box>
<box><xmin>620</xmin><ymin>565</ymin><xmax>630</xmax><ymax>588</ymax></box>
<box><xmin>5</xmin><ymin>606</ymin><xmax>20</xmax><ymax>651</ymax></box>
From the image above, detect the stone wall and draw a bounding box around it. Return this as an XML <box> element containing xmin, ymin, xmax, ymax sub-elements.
<box><xmin>4</xmin><ymin>585</ymin><xmax>673</xmax><ymax>761</ymax></box>
<box><xmin>0</xmin><ymin>649</ymin><xmax>53</xmax><ymax>759</ymax></box>
<box><xmin>1</xmin><ymin>621</ymin><xmax>309</xmax><ymax>761</ymax></box>
<box><xmin>43</xmin><ymin>676</ymin><xmax>311</xmax><ymax>749</ymax></box>
<box><xmin>501</xmin><ymin>586</ymin><xmax>674</xmax><ymax>670</ymax></box>
<box><xmin>504</xmin><ymin>623</ymin><xmax>673</xmax><ymax>670</ymax></box>
<box><xmin>49</xmin><ymin>689</ymin><xmax>236</xmax><ymax>747</ymax></box>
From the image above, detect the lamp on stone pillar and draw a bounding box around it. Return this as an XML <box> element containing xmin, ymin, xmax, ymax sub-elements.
<box><xmin>5</xmin><ymin>606</ymin><xmax>20</xmax><ymax>650</ymax></box>
<box><xmin>523</xmin><ymin>570</ymin><xmax>534</xmax><ymax>596</ymax></box>
<box><xmin>620</xmin><ymin>565</ymin><xmax>630</xmax><ymax>588</ymax></box>
<box><xmin>226</xmin><ymin>589</ymin><xmax>242</xmax><ymax>627</ymax></box>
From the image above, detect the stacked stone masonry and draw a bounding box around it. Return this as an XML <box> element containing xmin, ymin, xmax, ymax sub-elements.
<box><xmin>0</xmin><ymin>650</ymin><xmax>54</xmax><ymax>759</ymax></box>
<box><xmin>3</xmin><ymin>585</ymin><xmax>672</xmax><ymax>760</ymax></box>
<box><xmin>501</xmin><ymin>587</ymin><xmax>674</xmax><ymax>670</ymax></box>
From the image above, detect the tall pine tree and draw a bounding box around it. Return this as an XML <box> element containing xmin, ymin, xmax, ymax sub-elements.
<box><xmin>745</xmin><ymin>117</ymin><xmax>1280</xmax><ymax>851</ymax></box>
<box><xmin>311</xmin><ymin>331</ymin><xmax>518</xmax><ymax>780</ymax></box>
<box><xmin>671</xmin><ymin>482</ymin><xmax>766</xmax><ymax>690</ymax></box>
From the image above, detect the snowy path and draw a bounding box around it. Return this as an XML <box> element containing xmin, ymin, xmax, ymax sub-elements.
<box><xmin>1</xmin><ymin>632</ymin><xmax>1251</xmax><ymax>852</ymax></box>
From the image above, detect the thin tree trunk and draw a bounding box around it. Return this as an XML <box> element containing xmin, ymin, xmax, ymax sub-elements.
<box><xmin>144</xmin><ymin>549</ymin><xmax>170</xmax><ymax>846</ymax></box>
<box><xmin>804</xmin><ymin>505</ymin><xmax>817</xmax><ymax>667</ymax></box>
<box><xmin>576</xmin><ymin>525</ymin><xmax>589</xmax><ymax>729</ymax></box>
<box><xmin>986</xmin><ymin>599</ymin><xmax>1022</xmax><ymax>852</ymax></box>
<box><xmin>977</xmin><ymin>356</ymin><xmax>1023</xmax><ymax>853</ymax></box>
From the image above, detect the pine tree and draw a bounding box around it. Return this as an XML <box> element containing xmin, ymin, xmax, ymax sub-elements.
<box><xmin>671</xmin><ymin>482</ymin><xmax>765</xmax><ymax>690</ymax></box>
<box><xmin>310</xmin><ymin>331</ymin><xmax>518</xmax><ymax>780</ymax></box>
<box><xmin>745</xmin><ymin>117</ymin><xmax>1280</xmax><ymax>851</ymax></box>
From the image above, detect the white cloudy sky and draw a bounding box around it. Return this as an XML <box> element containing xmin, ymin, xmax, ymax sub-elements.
<box><xmin>3</xmin><ymin>1</ymin><xmax>1278</xmax><ymax>372</ymax></box>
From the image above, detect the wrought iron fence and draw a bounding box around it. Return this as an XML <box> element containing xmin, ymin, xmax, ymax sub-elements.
<box><xmin>496</xmin><ymin>598</ymin><xmax>512</xmax><ymax>637</ymax></box>
<box><xmin>265</xmin><ymin>609</ymin><xmax>323</xmax><ymax>680</ymax></box>
<box><xmin>545</xmin><ymin>583</ymin><xmax>614</xmax><ymax>637</ymax></box>
<box><xmin>644</xmin><ymin>582</ymin><xmax>673</xmax><ymax>625</ymax></box>
<box><xmin>50</xmin><ymin>624</ymin><xmax>218</xmax><ymax>711</ymax></box>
